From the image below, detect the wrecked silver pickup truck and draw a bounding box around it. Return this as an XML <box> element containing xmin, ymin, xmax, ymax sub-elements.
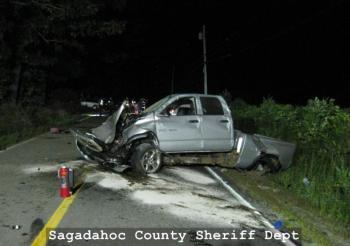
<box><xmin>71</xmin><ymin>94</ymin><xmax>296</xmax><ymax>175</ymax></box>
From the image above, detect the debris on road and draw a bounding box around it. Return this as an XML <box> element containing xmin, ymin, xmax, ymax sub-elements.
<box><xmin>22</xmin><ymin>160</ymin><xmax>86</xmax><ymax>175</ymax></box>
<box><xmin>12</xmin><ymin>225</ymin><xmax>21</xmax><ymax>230</ymax></box>
<box><xmin>50</xmin><ymin>127</ymin><xmax>60</xmax><ymax>134</ymax></box>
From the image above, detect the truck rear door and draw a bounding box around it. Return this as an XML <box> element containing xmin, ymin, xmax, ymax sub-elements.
<box><xmin>199</xmin><ymin>96</ymin><xmax>234</xmax><ymax>152</ymax></box>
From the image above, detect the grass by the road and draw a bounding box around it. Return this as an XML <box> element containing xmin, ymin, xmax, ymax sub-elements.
<box><xmin>0</xmin><ymin>103</ymin><xmax>79</xmax><ymax>150</ymax></box>
<box><xmin>232</xmin><ymin>98</ymin><xmax>350</xmax><ymax>226</ymax></box>
<box><xmin>231</xmin><ymin>97</ymin><xmax>350</xmax><ymax>245</ymax></box>
<box><xmin>221</xmin><ymin>169</ymin><xmax>350</xmax><ymax>246</ymax></box>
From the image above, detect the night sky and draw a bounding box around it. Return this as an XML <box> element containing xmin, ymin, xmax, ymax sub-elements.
<box><xmin>79</xmin><ymin>0</ymin><xmax>350</xmax><ymax>106</ymax></box>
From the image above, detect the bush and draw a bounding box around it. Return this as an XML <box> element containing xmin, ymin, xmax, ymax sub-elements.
<box><xmin>231</xmin><ymin>98</ymin><xmax>350</xmax><ymax>225</ymax></box>
<box><xmin>0</xmin><ymin>103</ymin><xmax>76</xmax><ymax>150</ymax></box>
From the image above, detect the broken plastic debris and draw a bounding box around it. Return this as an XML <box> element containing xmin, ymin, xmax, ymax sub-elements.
<box><xmin>273</xmin><ymin>220</ymin><xmax>283</xmax><ymax>230</ymax></box>
<box><xmin>303</xmin><ymin>177</ymin><xmax>310</xmax><ymax>186</ymax></box>
<box><xmin>12</xmin><ymin>225</ymin><xmax>21</xmax><ymax>230</ymax></box>
<box><xmin>256</xmin><ymin>164</ymin><xmax>264</xmax><ymax>171</ymax></box>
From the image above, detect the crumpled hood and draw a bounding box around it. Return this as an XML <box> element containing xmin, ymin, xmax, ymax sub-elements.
<box><xmin>91</xmin><ymin>100</ymin><xmax>128</xmax><ymax>144</ymax></box>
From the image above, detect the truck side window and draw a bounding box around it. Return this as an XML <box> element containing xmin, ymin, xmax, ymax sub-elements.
<box><xmin>200</xmin><ymin>97</ymin><xmax>224</xmax><ymax>115</ymax></box>
<box><xmin>163</xmin><ymin>97</ymin><xmax>196</xmax><ymax>116</ymax></box>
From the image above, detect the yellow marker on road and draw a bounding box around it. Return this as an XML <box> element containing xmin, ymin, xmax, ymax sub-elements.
<box><xmin>31</xmin><ymin>186</ymin><xmax>82</xmax><ymax>246</ymax></box>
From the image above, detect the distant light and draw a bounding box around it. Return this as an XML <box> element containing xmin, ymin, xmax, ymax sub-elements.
<box><xmin>82</xmin><ymin>113</ymin><xmax>108</xmax><ymax>117</ymax></box>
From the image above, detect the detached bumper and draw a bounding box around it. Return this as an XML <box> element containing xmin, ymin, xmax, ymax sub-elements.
<box><xmin>70</xmin><ymin>129</ymin><xmax>104</xmax><ymax>153</ymax></box>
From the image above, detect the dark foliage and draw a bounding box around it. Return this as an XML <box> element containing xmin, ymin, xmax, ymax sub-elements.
<box><xmin>232</xmin><ymin>98</ymin><xmax>350</xmax><ymax>225</ymax></box>
<box><xmin>0</xmin><ymin>0</ymin><xmax>126</xmax><ymax>105</ymax></box>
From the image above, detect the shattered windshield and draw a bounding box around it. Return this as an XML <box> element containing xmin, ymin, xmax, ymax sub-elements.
<box><xmin>143</xmin><ymin>95</ymin><xmax>171</xmax><ymax>113</ymax></box>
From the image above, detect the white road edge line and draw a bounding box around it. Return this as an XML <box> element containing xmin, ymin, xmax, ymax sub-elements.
<box><xmin>78</xmin><ymin>115</ymin><xmax>93</xmax><ymax>122</ymax></box>
<box><xmin>205</xmin><ymin>166</ymin><xmax>295</xmax><ymax>246</ymax></box>
<box><xmin>0</xmin><ymin>116</ymin><xmax>92</xmax><ymax>154</ymax></box>
<box><xmin>0</xmin><ymin>135</ymin><xmax>41</xmax><ymax>153</ymax></box>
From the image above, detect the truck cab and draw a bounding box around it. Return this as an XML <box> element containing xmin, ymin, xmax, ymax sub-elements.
<box><xmin>154</xmin><ymin>94</ymin><xmax>234</xmax><ymax>153</ymax></box>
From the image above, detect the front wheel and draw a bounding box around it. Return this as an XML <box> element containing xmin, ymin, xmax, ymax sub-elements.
<box><xmin>131</xmin><ymin>143</ymin><xmax>162</xmax><ymax>175</ymax></box>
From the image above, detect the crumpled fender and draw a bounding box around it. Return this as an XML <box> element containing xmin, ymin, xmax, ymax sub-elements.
<box><xmin>125</xmin><ymin>131</ymin><xmax>159</xmax><ymax>146</ymax></box>
<box><xmin>122</xmin><ymin>112</ymin><xmax>158</xmax><ymax>146</ymax></box>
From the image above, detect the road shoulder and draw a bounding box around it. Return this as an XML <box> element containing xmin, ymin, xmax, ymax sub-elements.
<box><xmin>217</xmin><ymin>168</ymin><xmax>350</xmax><ymax>246</ymax></box>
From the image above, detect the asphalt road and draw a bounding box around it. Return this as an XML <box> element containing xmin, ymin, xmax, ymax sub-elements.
<box><xmin>0</xmin><ymin>117</ymin><xmax>285</xmax><ymax>246</ymax></box>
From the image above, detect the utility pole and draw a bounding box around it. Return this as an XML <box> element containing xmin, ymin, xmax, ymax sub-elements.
<box><xmin>199</xmin><ymin>25</ymin><xmax>208</xmax><ymax>94</ymax></box>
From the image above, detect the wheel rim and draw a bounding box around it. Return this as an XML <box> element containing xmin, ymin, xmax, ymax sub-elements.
<box><xmin>141</xmin><ymin>149</ymin><xmax>161</xmax><ymax>173</ymax></box>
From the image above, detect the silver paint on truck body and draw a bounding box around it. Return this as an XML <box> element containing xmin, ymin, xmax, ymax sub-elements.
<box><xmin>122</xmin><ymin>94</ymin><xmax>295</xmax><ymax>169</ymax></box>
<box><xmin>73</xmin><ymin>94</ymin><xmax>296</xmax><ymax>171</ymax></box>
<box><xmin>234</xmin><ymin>131</ymin><xmax>261</xmax><ymax>169</ymax></box>
<box><xmin>122</xmin><ymin>113</ymin><xmax>156</xmax><ymax>144</ymax></box>
<box><xmin>150</xmin><ymin>94</ymin><xmax>235</xmax><ymax>153</ymax></box>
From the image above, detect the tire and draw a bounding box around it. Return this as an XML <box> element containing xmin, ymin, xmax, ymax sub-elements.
<box><xmin>256</xmin><ymin>155</ymin><xmax>281</xmax><ymax>173</ymax></box>
<box><xmin>131</xmin><ymin>143</ymin><xmax>162</xmax><ymax>175</ymax></box>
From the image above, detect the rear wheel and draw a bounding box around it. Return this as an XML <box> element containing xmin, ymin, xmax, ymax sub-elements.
<box><xmin>256</xmin><ymin>155</ymin><xmax>281</xmax><ymax>173</ymax></box>
<box><xmin>131</xmin><ymin>143</ymin><xmax>162</xmax><ymax>175</ymax></box>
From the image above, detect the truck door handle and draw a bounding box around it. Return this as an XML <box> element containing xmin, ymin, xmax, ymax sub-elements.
<box><xmin>189</xmin><ymin>119</ymin><xmax>199</xmax><ymax>123</ymax></box>
<box><xmin>220</xmin><ymin>120</ymin><xmax>229</xmax><ymax>123</ymax></box>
